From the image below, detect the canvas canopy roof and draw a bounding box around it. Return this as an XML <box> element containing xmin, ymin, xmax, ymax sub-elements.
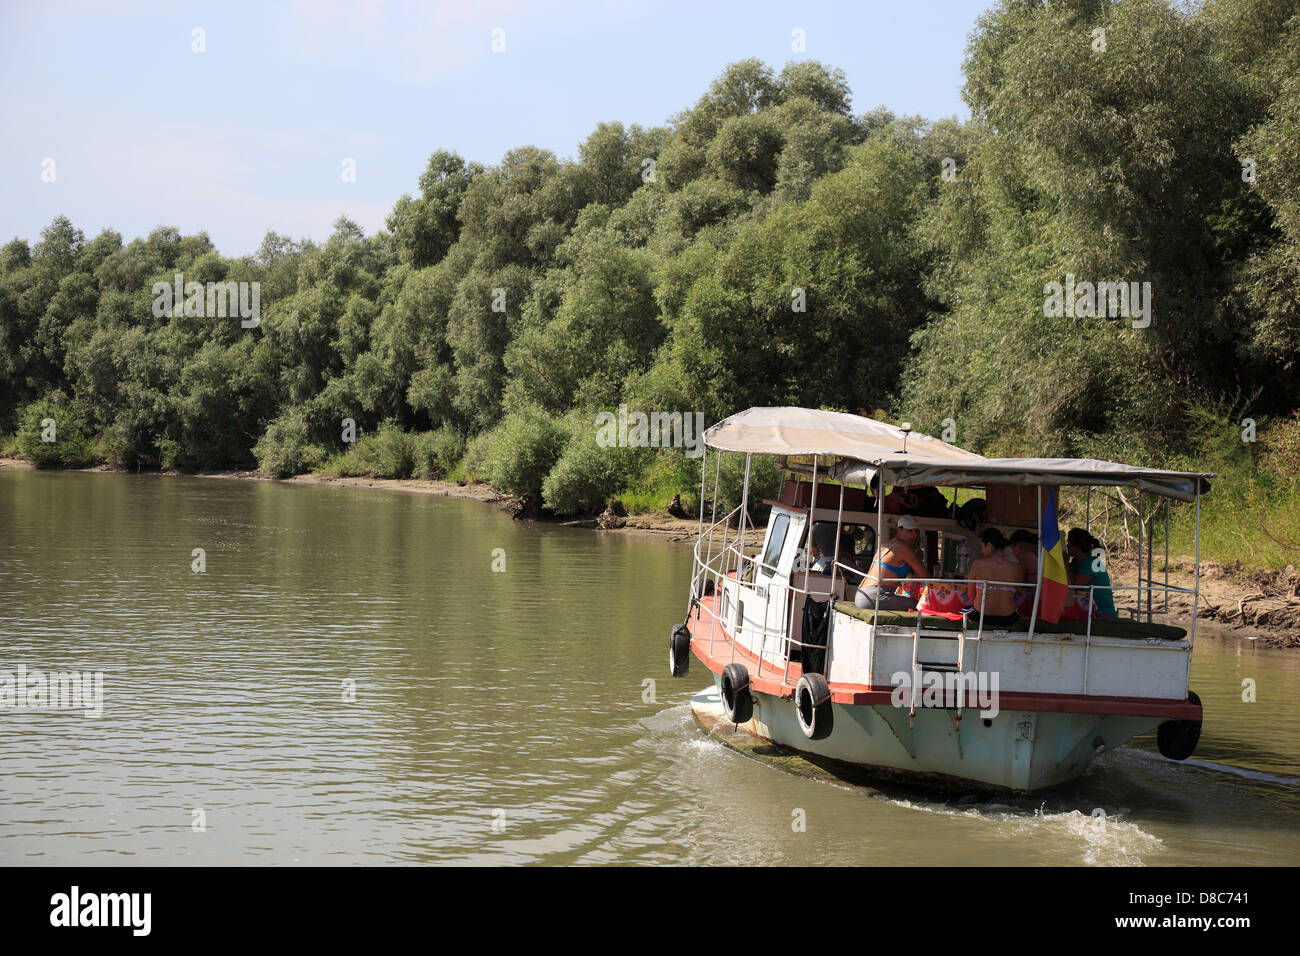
<box><xmin>704</xmin><ymin>407</ymin><xmax>1212</xmax><ymax>501</ymax></box>
<box><xmin>703</xmin><ymin>406</ymin><xmax>985</xmax><ymax>463</ymax></box>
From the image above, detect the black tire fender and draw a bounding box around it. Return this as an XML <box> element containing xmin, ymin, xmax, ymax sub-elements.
<box><xmin>796</xmin><ymin>672</ymin><xmax>833</xmax><ymax>741</ymax></box>
<box><xmin>720</xmin><ymin>663</ymin><xmax>753</xmax><ymax>724</ymax></box>
<box><xmin>669</xmin><ymin>624</ymin><xmax>691</xmax><ymax>677</ymax></box>
<box><xmin>1157</xmin><ymin>689</ymin><xmax>1202</xmax><ymax>761</ymax></box>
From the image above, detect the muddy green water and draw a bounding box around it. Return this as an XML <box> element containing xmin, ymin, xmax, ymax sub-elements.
<box><xmin>0</xmin><ymin>470</ymin><xmax>1297</xmax><ymax>865</ymax></box>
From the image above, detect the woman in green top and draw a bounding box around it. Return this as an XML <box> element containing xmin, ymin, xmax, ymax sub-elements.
<box><xmin>1066</xmin><ymin>528</ymin><xmax>1118</xmax><ymax>620</ymax></box>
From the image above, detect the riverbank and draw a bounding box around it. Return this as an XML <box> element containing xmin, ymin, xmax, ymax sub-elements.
<box><xmin>1103</xmin><ymin>555</ymin><xmax>1300</xmax><ymax>648</ymax></box>
<box><xmin>3</xmin><ymin>456</ymin><xmax>1294</xmax><ymax>646</ymax></box>
<box><xmin>0</xmin><ymin>456</ymin><xmax>721</xmax><ymax>543</ymax></box>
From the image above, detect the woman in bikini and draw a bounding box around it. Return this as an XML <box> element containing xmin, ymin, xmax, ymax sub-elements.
<box><xmin>855</xmin><ymin>515</ymin><xmax>927</xmax><ymax>611</ymax></box>
<box><xmin>965</xmin><ymin>528</ymin><xmax>1026</xmax><ymax>628</ymax></box>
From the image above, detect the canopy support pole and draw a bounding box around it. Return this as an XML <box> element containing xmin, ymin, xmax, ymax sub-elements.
<box><xmin>709</xmin><ymin>450</ymin><xmax>725</xmax><ymax>656</ymax></box>
<box><xmin>830</xmin><ymin>478</ymin><xmax>846</xmax><ymax>599</ymax></box>
<box><xmin>696</xmin><ymin>445</ymin><xmax>707</xmax><ymax>542</ymax></box>
<box><xmin>1170</xmin><ymin>496</ymin><xmax>1180</xmax><ymax>616</ymax></box>
<box><xmin>1027</xmin><ymin>485</ymin><xmax>1043</xmax><ymax>644</ymax></box>
<box><xmin>874</xmin><ymin>475</ymin><xmax>885</xmax><ymax>621</ymax></box>
<box><xmin>730</xmin><ymin>453</ymin><xmax>752</xmax><ymax>664</ymax></box>
<box><xmin>705</xmin><ymin>446</ymin><xmax>721</xmax><ymax>573</ymax></box>
<box><xmin>691</xmin><ymin>445</ymin><xmax>706</xmax><ymax>615</ymax></box>
<box><xmin>1191</xmin><ymin>488</ymin><xmax>1201</xmax><ymax>648</ymax></box>
<box><xmin>1146</xmin><ymin>504</ymin><xmax>1155</xmax><ymax>624</ymax></box>
<box><xmin>1136</xmin><ymin>489</ymin><xmax>1143</xmax><ymax>622</ymax></box>
<box><xmin>802</xmin><ymin>455</ymin><xmax>819</xmax><ymax>596</ymax></box>
<box><xmin>715</xmin><ymin>453</ymin><xmax>729</xmax><ymax>585</ymax></box>
<box><xmin>793</xmin><ymin>456</ymin><xmax>820</xmax><ymax>668</ymax></box>
<box><xmin>737</xmin><ymin>453</ymin><xmax>752</xmax><ymax>577</ymax></box>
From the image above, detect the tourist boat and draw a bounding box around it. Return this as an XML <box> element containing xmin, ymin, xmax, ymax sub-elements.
<box><xmin>670</xmin><ymin>407</ymin><xmax>1211</xmax><ymax>792</ymax></box>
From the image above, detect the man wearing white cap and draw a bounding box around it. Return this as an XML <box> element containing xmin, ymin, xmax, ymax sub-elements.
<box><xmin>854</xmin><ymin>515</ymin><xmax>928</xmax><ymax>611</ymax></box>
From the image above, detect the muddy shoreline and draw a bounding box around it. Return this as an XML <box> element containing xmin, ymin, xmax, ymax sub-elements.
<box><xmin>3</xmin><ymin>456</ymin><xmax>1295</xmax><ymax>647</ymax></box>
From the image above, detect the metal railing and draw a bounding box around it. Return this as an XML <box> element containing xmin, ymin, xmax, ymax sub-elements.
<box><xmin>688</xmin><ymin>506</ymin><xmax>1197</xmax><ymax>695</ymax></box>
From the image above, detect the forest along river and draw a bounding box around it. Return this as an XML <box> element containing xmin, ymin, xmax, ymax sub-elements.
<box><xmin>0</xmin><ymin>469</ymin><xmax>1297</xmax><ymax>865</ymax></box>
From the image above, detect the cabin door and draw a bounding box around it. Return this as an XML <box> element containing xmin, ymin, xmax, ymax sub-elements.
<box><xmin>754</xmin><ymin>510</ymin><xmax>804</xmax><ymax>665</ymax></box>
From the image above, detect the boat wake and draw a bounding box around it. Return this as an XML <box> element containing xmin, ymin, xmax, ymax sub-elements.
<box><xmin>674</xmin><ymin>692</ymin><xmax>1169</xmax><ymax>864</ymax></box>
<box><xmin>1121</xmin><ymin>748</ymin><xmax>1300</xmax><ymax>787</ymax></box>
<box><xmin>880</xmin><ymin>794</ymin><xmax>1163</xmax><ymax>865</ymax></box>
<box><xmin>1023</xmin><ymin>805</ymin><xmax>1164</xmax><ymax>867</ymax></box>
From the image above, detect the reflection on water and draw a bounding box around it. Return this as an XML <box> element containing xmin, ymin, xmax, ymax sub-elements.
<box><xmin>0</xmin><ymin>470</ymin><xmax>1297</xmax><ymax>865</ymax></box>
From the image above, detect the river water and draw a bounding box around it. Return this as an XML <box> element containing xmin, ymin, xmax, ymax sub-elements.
<box><xmin>0</xmin><ymin>470</ymin><xmax>1296</xmax><ymax>865</ymax></box>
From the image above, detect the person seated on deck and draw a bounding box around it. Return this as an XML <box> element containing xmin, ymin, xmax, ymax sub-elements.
<box><xmin>854</xmin><ymin>516</ymin><xmax>926</xmax><ymax>611</ymax></box>
<box><xmin>1009</xmin><ymin>529</ymin><xmax>1039</xmax><ymax>617</ymax></box>
<box><xmin>809</xmin><ymin>542</ymin><xmax>833</xmax><ymax>573</ymax></box>
<box><xmin>909</xmin><ymin>485</ymin><xmax>951</xmax><ymax>517</ymax></box>
<box><xmin>807</xmin><ymin>522</ymin><xmax>838</xmax><ymax>573</ymax></box>
<box><xmin>1066</xmin><ymin>528</ymin><xmax>1118</xmax><ymax>620</ymax></box>
<box><xmin>822</xmin><ymin>525</ymin><xmax>871</xmax><ymax>589</ymax></box>
<box><xmin>964</xmin><ymin>528</ymin><xmax>1026</xmax><ymax>629</ymax></box>
<box><xmin>835</xmin><ymin>525</ymin><xmax>865</xmax><ymax>585</ymax></box>
<box><xmin>853</xmin><ymin>525</ymin><xmax>875</xmax><ymax>572</ymax></box>
<box><xmin>882</xmin><ymin>486</ymin><xmax>918</xmax><ymax>514</ymax></box>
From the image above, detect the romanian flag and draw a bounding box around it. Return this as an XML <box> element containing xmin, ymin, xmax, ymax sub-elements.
<box><xmin>1038</xmin><ymin>489</ymin><xmax>1070</xmax><ymax>623</ymax></box>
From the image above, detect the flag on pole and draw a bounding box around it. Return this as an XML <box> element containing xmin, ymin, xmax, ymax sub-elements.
<box><xmin>1038</xmin><ymin>489</ymin><xmax>1070</xmax><ymax>623</ymax></box>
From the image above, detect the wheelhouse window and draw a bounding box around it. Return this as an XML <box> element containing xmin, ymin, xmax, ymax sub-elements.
<box><xmin>761</xmin><ymin>513</ymin><xmax>790</xmax><ymax>575</ymax></box>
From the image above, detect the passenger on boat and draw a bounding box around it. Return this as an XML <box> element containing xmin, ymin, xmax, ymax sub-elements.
<box><xmin>1066</xmin><ymin>528</ymin><xmax>1118</xmax><ymax>620</ymax></box>
<box><xmin>854</xmin><ymin>515</ymin><xmax>926</xmax><ymax>611</ymax></box>
<box><xmin>837</xmin><ymin>525</ymin><xmax>864</xmax><ymax>584</ymax></box>
<box><xmin>809</xmin><ymin>542</ymin><xmax>833</xmax><ymax>573</ymax></box>
<box><xmin>964</xmin><ymin>528</ymin><xmax>1026</xmax><ymax>628</ymax></box>
<box><xmin>809</xmin><ymin>523</ymin><xmax>838</xmax><ymax>572</ymax></box>
<box><xmin>853</xmin><ymin>524</ymin><xmax>875</xmax><ymax>572</ymax></box>
<box><xmin>883</xmin><ymin>485</ymin><xmax>947</xmax><ymax>517</ymax></box>
<box><xmin>881</xmin><ymin>486</ymin><xmax>916</xmax><ymax>514</ymax></box>
<box><xmin>1009</xmin><ymin>530</ymin><xmax>1038</xmax><ymax>575</ymax></box>
<box><xmin>1009</xmin><ymin>529</ymin><xmax>1039</xmax><ymax>616</ymax></box>
<box><xmin>910</xmin><ymin>485</ymin><xmax>951</xmax><ymax>517</ymax></box>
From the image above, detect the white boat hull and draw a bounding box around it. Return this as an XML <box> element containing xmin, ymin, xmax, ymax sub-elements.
<box><xmin>699</xmin><ymin>675</ymin><xmax>1161</xmax><ymax>792</ymax></box>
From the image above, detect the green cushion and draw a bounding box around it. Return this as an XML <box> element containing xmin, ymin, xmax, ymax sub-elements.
<box><xmin>832</xmin><ymin>603</ymin><xmax>966</xmax><ymax>630</ymax></box>
<box><xmin>832</xmin><ymin>601</ymin><xmax>1187</xmax><ymax>641</ymax></box>
<box><xmin>1044</xmin><ymin>617</ymin><xmax>1188</xmax><ymax>641</ymax></box>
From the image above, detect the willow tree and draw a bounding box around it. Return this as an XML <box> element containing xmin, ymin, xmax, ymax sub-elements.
<box><xmin>905</xmin><ymin>0</ymin><xmax>1256</xmax><ymax>457</ymax></box>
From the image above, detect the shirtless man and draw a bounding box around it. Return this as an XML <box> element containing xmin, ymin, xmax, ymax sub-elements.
<box><xmin>965</xmin><ymin>528</ymin><xmax>1026</xmax><ymax>627</ymax></box>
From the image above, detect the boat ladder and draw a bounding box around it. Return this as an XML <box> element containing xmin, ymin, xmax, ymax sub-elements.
<box><xmin>907</xmin><ymin>602</ymin><xmax>978</xmax><ymax>730</ymax></box>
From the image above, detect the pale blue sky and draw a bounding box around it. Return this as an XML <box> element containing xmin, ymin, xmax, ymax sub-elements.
<box><xmin>0</xmin><ymin>0</ymin><xmax>993</xmax><ymax>257</ymax></box>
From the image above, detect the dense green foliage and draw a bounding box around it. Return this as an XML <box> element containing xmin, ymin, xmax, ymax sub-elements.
<box><xmin>2</xmin><ymin>1</ymin><xmax>1297</xmax><ymax>567</ymax></box>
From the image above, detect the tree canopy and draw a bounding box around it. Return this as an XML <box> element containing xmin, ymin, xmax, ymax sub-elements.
<box><xmin>3</xmin><ymin>7</ymin><xmax>1297</xmax><ymax>520</ymax></box>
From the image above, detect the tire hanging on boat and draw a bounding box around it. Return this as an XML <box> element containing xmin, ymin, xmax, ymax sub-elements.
<box><xmin>1157</xmin><ymin>689</ymin><xmax>1202</xmax><ymax>761</ymax></box>
<box><xmin>795</xmin><ymin>673</ymin><xmax>833</xmax><ymax>741</ymax></box>
<box><xmin>669</xmin><ymin>623</ymin><xmax>691</xmax><ymax>677</ymax></box>
<box><xmin>720</xmin><ymin>663</ymin><xmax>753</xmax><ymax>724</ymax></box>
